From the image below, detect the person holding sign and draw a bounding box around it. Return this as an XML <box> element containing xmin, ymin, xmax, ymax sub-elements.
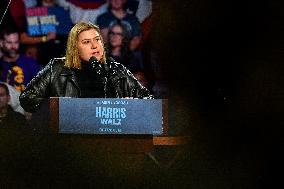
<box><xmin>20</xmin><ymin>0</ymin><xmax>70</xmax><ymax>66</ymax></box>
<box><xmin>19</xmin><ymin>22</ymin><xmax>153</xmax><ymax>113</ymax></box>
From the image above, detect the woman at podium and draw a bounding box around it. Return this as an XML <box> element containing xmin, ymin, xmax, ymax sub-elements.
<box><xmin>19</xmin><ymin>22</ymin><xmax>153</xmax><ymax>113</ymax></box>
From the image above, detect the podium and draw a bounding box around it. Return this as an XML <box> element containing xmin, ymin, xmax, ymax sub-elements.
<box><xmin>47</xmin><ymin>98</ymin><xmax>188</xmax><ymax>176</ymax></box>
<box><xmin>49</xmin><ymin>97</ymin><xmax>169</xmax><ymax>135</ymax></box>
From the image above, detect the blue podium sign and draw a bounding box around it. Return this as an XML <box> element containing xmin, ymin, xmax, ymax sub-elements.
<box><xmin>58</xmin><ymin>98</ymin><xmax>163</xmax><ymax>135</ymax></box>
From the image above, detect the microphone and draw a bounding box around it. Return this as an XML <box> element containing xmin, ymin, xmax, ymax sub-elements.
<box><xmin>89</xmin><ymin>56</ymin><xmax>109</xmax><ymax>73</ymax></box>
<box><xmin>89</xmin><ymin>56</ymin><xmax>99</xmax><ymax>69</ymax></box>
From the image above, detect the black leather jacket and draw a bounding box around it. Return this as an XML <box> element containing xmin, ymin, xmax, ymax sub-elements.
<box><xmin>20</xmin><ymin>57</ymin><xmax>153</xmax><ymax>112</ymax></box>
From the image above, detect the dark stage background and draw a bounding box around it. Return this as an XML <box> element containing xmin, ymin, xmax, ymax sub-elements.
<box><xmin>152</xmin><ymin>0</ymin><xmax>283</xmax><ymax>188</ymax></box>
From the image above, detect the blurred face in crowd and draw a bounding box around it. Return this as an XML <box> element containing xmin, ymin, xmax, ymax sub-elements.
<box><xmin>25</xmin><ymin>45</ymin><xmax>38</xmax><ymax>60</ymax></box>
<box><xmin>0</xmin><ymin>86</ymin><xmax>10</xmax><ymax>110</ymax></box>
<box><xmin>1</xmin><ymin>33</ymin><xmax>20</xmax><ymax>59</ymax></box>
<box><xmin>77</xmin><ymin>29</ymin><xmax>104</xmax><ymax>62</ymax></box>
<box><xmin>42</xmin><ymin>0</ymin><xmax>55</xmax><ymax>6</ymax></box>
<box><xmin>109</xmin><ymin>25</ymin><xmax>123</xmax><ymax>48</ymax></box>
<box><xmin>111</xmin><ymin>0</ymin><xmax>126</xmax><ymax>10</ymax></box>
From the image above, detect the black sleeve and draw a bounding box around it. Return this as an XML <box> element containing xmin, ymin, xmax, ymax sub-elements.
<box><xmin>111</xmin><ymin>63</ymin><xmax>154</xmax><ymax>99</ymax></box>
<box><xmin>124</xmin><ymin>67</ymin><xmax>154</xmax><ymax>99</ymax></box>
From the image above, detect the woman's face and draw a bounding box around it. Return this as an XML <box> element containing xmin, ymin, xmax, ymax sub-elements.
<box><xmin>109</xmin><ymin>25</ymin><xmax>123</xmax><ymax>48</ymax></box>
<box><xmin>77</xmin><ymin>29</ymin><xmax>104</xmax><ymax>62</ymax></box>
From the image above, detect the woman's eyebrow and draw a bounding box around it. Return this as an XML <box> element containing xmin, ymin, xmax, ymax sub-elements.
<box><xmin>81</xmin><ymin>36</ymin><xmax>100</xmax><ymax>41</ymax></box>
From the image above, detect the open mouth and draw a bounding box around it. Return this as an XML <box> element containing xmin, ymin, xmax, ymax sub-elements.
<box><xmin>92</xmin><ymin>52</ymin><xmax>100</xmax><ymax>56</ymax></box>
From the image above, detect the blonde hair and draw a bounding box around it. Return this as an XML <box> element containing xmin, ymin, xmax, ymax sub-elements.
<box><xmin>64</xmin><ymin>22</ymin><xmax>106</xmax><ymax>69</ymax></box>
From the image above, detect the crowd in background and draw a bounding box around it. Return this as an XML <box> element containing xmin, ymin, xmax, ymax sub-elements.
<box><xmin>0</xmin><ymin>0</ymin><xmax>168</xmax><ymax>126</ymax></box>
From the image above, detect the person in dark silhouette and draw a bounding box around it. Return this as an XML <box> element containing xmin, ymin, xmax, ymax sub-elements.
<box><xmin>0</xmin><ymin>83</ymin><xmax>28</xmax><ymax>128</ymax></box>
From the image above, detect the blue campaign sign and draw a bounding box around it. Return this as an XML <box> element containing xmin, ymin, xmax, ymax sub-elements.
<box><xmin>58</xmin><ymin>98</ymin><xmax>163</xmax><ymax>135</ymax></box>
<box><xmin>26</xmin><ymin>6</ymin><xmax>73</xmax><ymax>36</ymax></box>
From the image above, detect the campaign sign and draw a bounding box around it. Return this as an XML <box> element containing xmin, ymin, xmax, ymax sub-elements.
<box><xmin>26</xmin><ymin>6</ymin><xmax>73</xmax><ymax>36</ymax></box>
<box><xmin>58</xmin><ymin>98</ymin><xmax>163</xmax><ymax>135</ymax></box>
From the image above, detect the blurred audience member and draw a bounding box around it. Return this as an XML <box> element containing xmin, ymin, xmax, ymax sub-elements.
<box><xmin>24</xmin><ymin>44</ymin><xmax>39</xmax><ymax>61</ymax></box>
<box><xmin>0</xmin><ymin>27</ymin><xmax>41</xmax><ymax>92</ymax></box>
<box><xmin>57</xmin><ymin>0</ymin><xmax>152</xmax><ymax>26</ymax></box>
<box><xmin>96</xmin><ymin>0</ymin><xmax>142</xmax><ymax>51</ymax></box>
<box><xmin>20</xmin><ymin>0</ymin><xmax>69</xmax><ymax>65</ymax></box>
<box><xmin>0</xmin><ymin>81</ymin><xmax>25</xmax><ymax>116</ymax></box>
<box><xmin>0</xmin><ymin>83</ymin><xmax>28</xmax><ymax>128</ymax></box>
<box><xmin>134</xmin><ymin>0</ymin><xmax>152</xmax><ymax>23</ymax></box>
<box><xmin>106</xmin><ymin>21</ymin><xmax>143</xmax><ymax>72</ymax></box>
<box><xmin>57</xmin><ymin>0</ymin><xmax>108</xmax><ymax>24</ymax></box>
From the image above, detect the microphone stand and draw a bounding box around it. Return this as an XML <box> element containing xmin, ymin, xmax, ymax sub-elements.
<box><xmin>101</xmin><ymin>63</ymin><xmax>109</xmax><ymax>98</ymax></box>
<box><xmin>89</xmin><ymin>56</ymin><xmax>110</xmax><ymax>98</ymax></box>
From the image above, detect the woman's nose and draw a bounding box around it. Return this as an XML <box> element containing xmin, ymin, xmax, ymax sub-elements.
<box><xmin>91</xmin><ymin>41</ymin><xmax>97</xmax><ymax>49</ymax></box>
